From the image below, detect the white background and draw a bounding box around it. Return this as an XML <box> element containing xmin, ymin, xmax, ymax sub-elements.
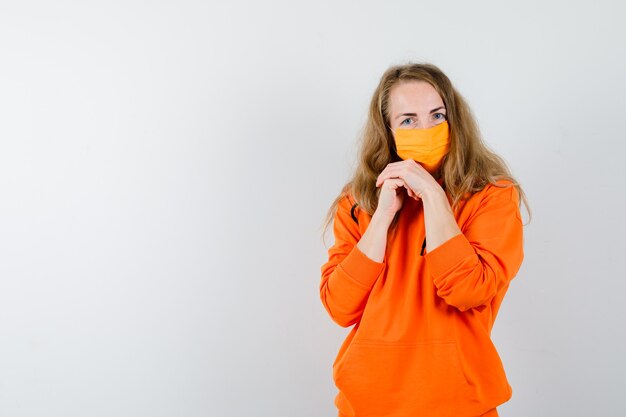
<box><xmin>1</xmin><ymin>1</ymin><xmax>624</xmax><ymax>416</ymax></box>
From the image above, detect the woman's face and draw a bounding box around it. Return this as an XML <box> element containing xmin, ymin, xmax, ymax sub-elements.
<box><xmin>387</xmin><ymin>81</ymin><xmax>447</xmax><ymax>131</ymax></box>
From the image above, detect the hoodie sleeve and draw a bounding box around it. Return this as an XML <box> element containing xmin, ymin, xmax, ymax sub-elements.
<box><xmin>424</xmin><ymin>183</ymin><xmax>524</xmax><ymax>312</ymax></box>
<box><xmin>319</xmin><ymin>195</ymin><xmax>387</xmax><ymax>327</ymax></box>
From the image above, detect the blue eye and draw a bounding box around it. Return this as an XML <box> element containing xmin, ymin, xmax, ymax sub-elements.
<box><xmin>434</xmin><ymin>113</ymin><xmax>446</xmax><ymax>120</ymax></box>
<box><xmin>401</xmin><ymin>118</ymin><xmax>413</xmax><ymax>126</ymax></box>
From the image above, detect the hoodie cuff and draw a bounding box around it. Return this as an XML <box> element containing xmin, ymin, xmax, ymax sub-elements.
<box><xmin>424</xmin><ymin>233</ymin><xmax>476</xmax><ymax>279</ymax></box>
<box><xmin>338</xmin><ymin>245</ymin><xmax>386</xmax><ymax>289</ymax></box>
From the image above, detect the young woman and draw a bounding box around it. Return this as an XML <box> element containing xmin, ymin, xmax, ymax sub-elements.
<box><xmin>319</xmin><ymin>62</ymin><xmax>531</xmax><ymax>417</ymax></box>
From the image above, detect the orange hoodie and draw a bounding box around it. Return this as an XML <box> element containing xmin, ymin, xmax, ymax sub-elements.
<box><xmin>320</xmin><ymin>179</ymin><xmax>524</xmax><ymax>417</ymax></box>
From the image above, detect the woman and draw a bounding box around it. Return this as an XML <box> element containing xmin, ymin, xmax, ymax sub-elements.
<box><xmin>319</xmin><ymin>62</ymin><xmax>531</xmax><ymax>417</ymax></box>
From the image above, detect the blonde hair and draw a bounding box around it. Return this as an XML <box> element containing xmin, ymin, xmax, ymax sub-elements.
<box><xmin>321</xmin><ymin>62</ymin><xmax>532</xmax><ymax>246</ymax></box>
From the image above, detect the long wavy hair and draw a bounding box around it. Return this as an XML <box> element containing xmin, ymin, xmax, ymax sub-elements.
<box><xmin>321</xmin><ymin>62</ymin><xmax>532</xmax><ymax>246</ymax></box>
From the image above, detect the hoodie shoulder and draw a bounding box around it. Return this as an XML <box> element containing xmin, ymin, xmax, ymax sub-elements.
<box><xmin>480</xmin><ymin>179</ymin><xmax>520</xmax><ymax>206</ymax></box>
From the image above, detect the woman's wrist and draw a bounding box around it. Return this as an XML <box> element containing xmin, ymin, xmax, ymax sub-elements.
<box><xmin>371</xmin><ymin>209</ymin><xmax>395</xmax><ymax>229</ymax></box>
<box><xmin>356</xmin><ymin>209</ymin><xmax>393</xmax><ymax>263</ymax></box>
<box><xmin>421</xmin><ymin>184</ymin><xmax>446</xmax><ymax>204</ymax></box>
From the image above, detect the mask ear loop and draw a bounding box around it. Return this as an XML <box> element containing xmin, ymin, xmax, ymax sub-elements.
<box><xmin>385</xmin><ymin>123</ymin><xmax>400</xmax><ymax>159</ymax></box>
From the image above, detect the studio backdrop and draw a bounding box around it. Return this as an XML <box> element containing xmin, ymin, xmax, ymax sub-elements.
<box><xmin>0</xmin><ymin>1</ymin><xmax>624</xmax><ymax>416</ymax></box>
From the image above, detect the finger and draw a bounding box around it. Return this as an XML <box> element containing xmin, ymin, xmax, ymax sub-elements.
<box><xmin>376</xmin><ymin>171</ymin><xmax>389</xmax><ymax>187</ymax></box>
<box><xmin>406</xmin><ymin>186</ymin><xmax>419</xmax><ymax>200</ymax></box>
<box><xmin>377</xmin><ymin>165</ymin><xmax>402</xmax><ymax>183</ymax></box>
<box><xmin>376</xmin><ymin>175</ymin><xmax>383</xmax><ymax>187</ymax></box>
<box><xmin>383</xmin><ymin>178</ymin><xmax>404</xmax><ymax>189</ymax></box>
<box><xmin>399</xmin><ymin>179</ymin><xmax>419</xmax><ymax>200</ymax></box>
<box><xmin>377</xmin><ymin>172</ymin><xmax>391</xmax><ymax>187</ymax></box>
<box><xmin>377</xmin><ymin>168</ymin><xmax>400</xmax><ymax>187</ymax></box>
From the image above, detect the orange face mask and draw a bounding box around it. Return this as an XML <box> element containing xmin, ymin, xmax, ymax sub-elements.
<box><xmin>392</xmin><ymin>121</ymin><xmax>450</xmax><ymax>174</ymax></box>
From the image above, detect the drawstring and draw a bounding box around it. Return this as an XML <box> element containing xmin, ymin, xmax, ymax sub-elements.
<box><xmin>350</xmin><ymin>203</ymin><xmax>359</xmax><ymax>225</ymax></box>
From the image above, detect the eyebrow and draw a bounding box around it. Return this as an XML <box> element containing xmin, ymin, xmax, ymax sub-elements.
<box><xmin>395</xmin><ymin>106</ymin><xmax>446</xmax><ymax>119</ymax></box>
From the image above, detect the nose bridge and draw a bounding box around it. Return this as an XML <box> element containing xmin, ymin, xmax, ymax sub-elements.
<box><xmin>417</xmin><ymin>119</ymin><xmax>434</xmax><ymax>129</ymax></box>
<box><xmin>416</xmin><ymin>113</ymin><xmax>437</xmax><ymax>129</ymax></box>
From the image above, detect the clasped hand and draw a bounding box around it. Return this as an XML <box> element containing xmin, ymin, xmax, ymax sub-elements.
<box><xmin>375</xmin><ymin>159</ymin><xmax>440</xmax><ymax>201</ymax></box>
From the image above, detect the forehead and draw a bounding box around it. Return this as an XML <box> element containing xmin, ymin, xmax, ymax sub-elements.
<box><xmin>388</xmin><ymin>81</ymin><xmax>444</xmax><ymax>114</ymax></box>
